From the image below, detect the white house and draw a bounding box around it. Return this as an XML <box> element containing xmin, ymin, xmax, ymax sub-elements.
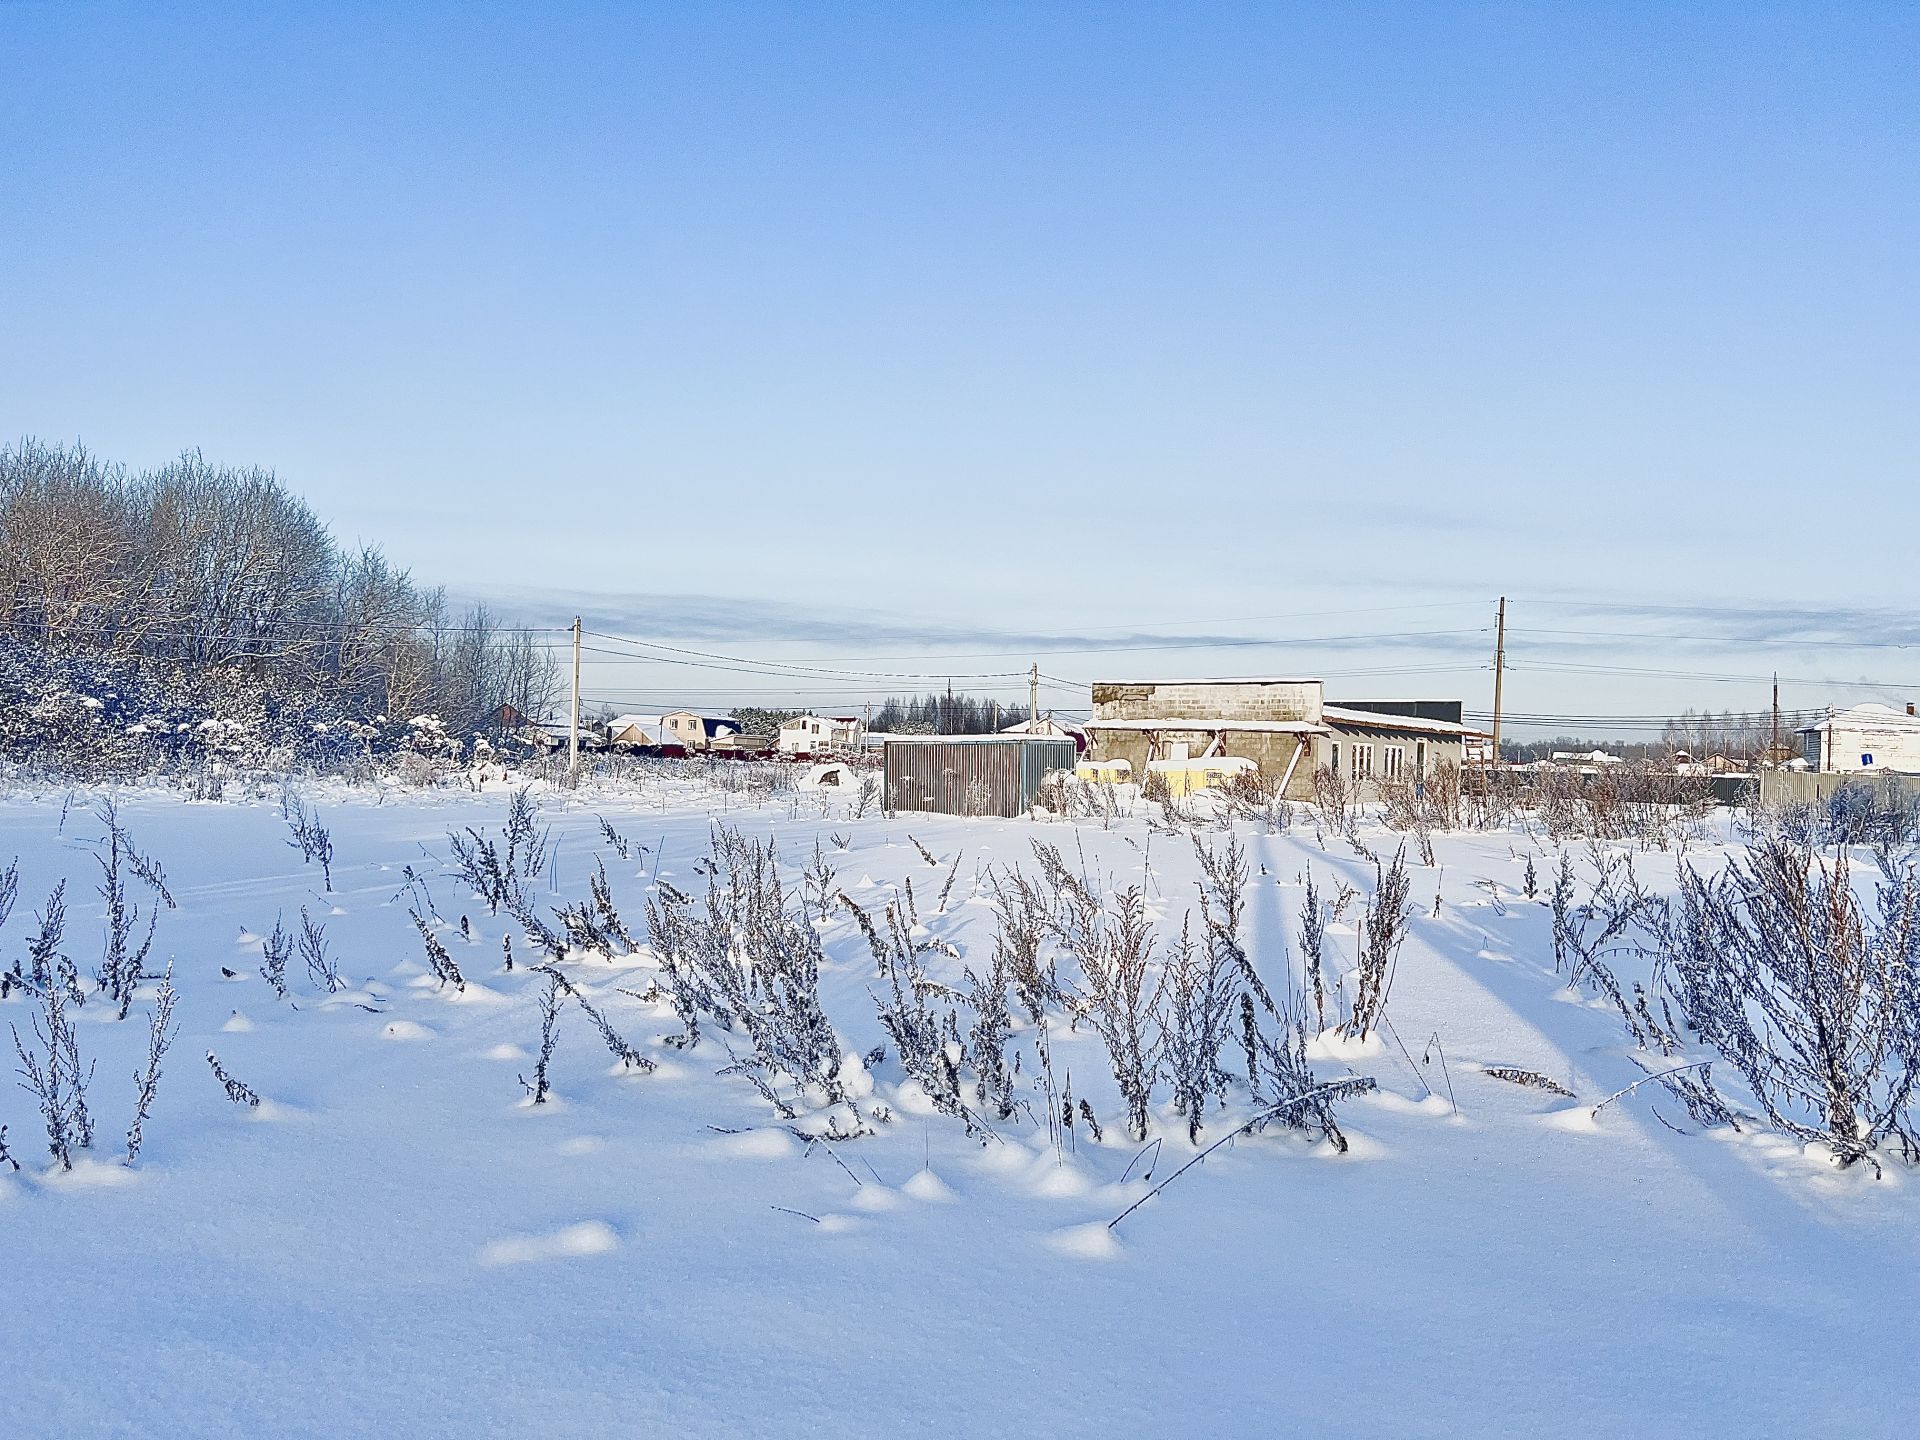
<box><xmin>1796</xmin><ymin>703</ymin><xmax>1920</xmax><ymax>774</ymax></box>
<box><xmin>777</xmin><ymin>714</ymin><xmax>863</xmax><ymax>756</ymax></box>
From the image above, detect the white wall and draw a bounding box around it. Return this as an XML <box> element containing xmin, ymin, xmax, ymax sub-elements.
<box><xmin>1810</xmin><ymin>718</ymin><xmax>1920</xmax><ymax>773</ymax></box>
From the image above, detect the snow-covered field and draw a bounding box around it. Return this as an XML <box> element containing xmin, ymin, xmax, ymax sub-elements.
<box><xmin>1</xmin><ymin>779</ymin><xmax>1914</xmax><ymax>1439</ymax></box>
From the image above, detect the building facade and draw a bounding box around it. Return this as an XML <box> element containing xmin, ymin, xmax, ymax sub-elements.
<box><xmin>776</xmin><ymin>714</ymin><xmax>864</xmax><ymax>756</ymax></box>
<box><xmin>1796</xmin><ymin>703</ymin><xmax>1920</xmax><ymax>774</ymax></box>
<box><xmin>1083</xmin><ymin>679</ymin><xmax>1484</xmax><ymax>800</ymax></box>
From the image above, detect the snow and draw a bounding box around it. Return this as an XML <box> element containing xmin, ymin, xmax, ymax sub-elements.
<box><xmin>0</xmin><ymin>781</ymin><xmax>1914</xmax><ymax>1437</ymax></box>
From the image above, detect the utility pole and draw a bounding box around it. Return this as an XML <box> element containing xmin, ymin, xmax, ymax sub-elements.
<box><xmin>1029</xmin><ymin>662</ymin><xmax>1040</xmax><ymax>735</ymax></box>
<box><xmin>568</xmin><ymin>615</ymin><xmax>582</xmax><ymax>783</ymax></box>
<box><xmin>945</xmin><ymin>678</ymin><xmax>953</xmax><ymax>735</ymax></box>
<box><xmin>1490</xmin><ymin>596</ymin><xmax>1507</xmax><ymax>769</ymax></box>
<box><xmin>1770</xmin><ymin>673</ymin><xmax>1780</xmax><ymax>766</ymax></box>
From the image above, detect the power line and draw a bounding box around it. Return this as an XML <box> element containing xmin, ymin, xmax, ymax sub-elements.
<box><xmin>1510</xmin><ymin>625</ymin><xmax>1920</xmax><ymax>651</ymax></box>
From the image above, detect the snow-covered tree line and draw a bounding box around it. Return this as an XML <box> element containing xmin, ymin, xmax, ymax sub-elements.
<box><xmin>0</xmin><ymin>439</ymin><xmax>560</xmax><ymax>766</ymax></box>
<box><xmin>868</xmin><ymin>693</ymin><xmax>1032</xmax><ymax>734</ymax></box>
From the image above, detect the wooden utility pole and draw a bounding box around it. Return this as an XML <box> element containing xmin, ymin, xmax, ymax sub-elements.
<box><xmin>568</xmin><ymin>615</ymin><xmax>582</xmax><ymax>783</ymax></box>
<box><xmin>1490</xmin><ymin>596</ymin><xmax>1507</xmax><ymax>768</ymax></box>
<box><xmin>1029</xmin><ymin>663</ymin><xmax>1040</xmax><ymax>735</ymax></box>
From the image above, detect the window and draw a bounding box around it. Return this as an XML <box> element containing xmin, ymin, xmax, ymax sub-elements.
<box><xmin>1330</xmin><ymin>742</ymin><xmax>1340</xmax><ymax>775</ymax></box>
<box><xmin>1383</xmin><ymin>745</ymin><xmax>1404</xmax><ymax>780</ymax></box>
<box><xmin>1353</xmin><ymin>743</ymin><xmax>1374</xmax><ymax>778</ymax></box>
<box><xmin>1803</xmin><ymin>731</ymin><xmax>1821</xmax><ymax>767</ymax></box>
<box><xmin>1415</xmin><ymin>741</ymin><xmax>1427</xmax><ymax>776</ymax></box>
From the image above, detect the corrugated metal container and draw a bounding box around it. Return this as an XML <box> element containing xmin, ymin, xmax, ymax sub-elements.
<box><xmin>883</xmin><ymin>737</ymin><xmax>1077</xmax><ymax>818</ymax></box>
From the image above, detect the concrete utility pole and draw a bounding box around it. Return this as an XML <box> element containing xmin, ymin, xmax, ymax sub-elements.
<box><xmin>1029</xmin><ymin>663</ymin><xmax>1040</xmax><ymax>735</ymax></box>
<box><xmin>1771</xmin><ymin>673</ymin><xmax>1780</xmax><ymax>765</ymax></box>
<box><xmin>568</xmin><ymin>615</ymin><xmax>582</xmax><ymax>783</ymax></box>
<box><xmin>1490</xmin><ymin>597</ymin><xmax>1507</xmax><ymax>768</ymax></box>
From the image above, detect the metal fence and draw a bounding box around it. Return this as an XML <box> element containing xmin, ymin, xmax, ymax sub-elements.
<box><xmin>1758</xmin><ymin>769</ymin><xmax>1920</xmax><ymax>808</ymax></box>
<box><xmin>883</xmin><ymin>737</ymin><xmax>1076</xmax><ymax>818</ymax></box>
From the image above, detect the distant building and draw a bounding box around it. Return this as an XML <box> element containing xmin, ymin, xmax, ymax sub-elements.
<box><xmin>607</xmin><ymin>714</ymin><xmax>666</xmax><ymax>748</ymax></box>
<box><xmin>1000</xmin><ymin>715</ymin><xmax>1087</xmax><ymax>750</ymax></box>
<box><xmin>776</xmin><ymin>714</ymin><xmax>864</xmax><ymax>756</ymax></box>
<box><xmin>660</xmin><ymin>711</ymin><xmax>740</xmax><ymax>753</ymax></box>
<box><xmin>1083</xmin><ymin>679</ymin><xmax>1486</xmax><ymax>800</ymax></box>
<box><xmin>1795</xmin><ymin>703</ymin><xmax>1920</xmax><ymax>774</ymax></box>
<box><xmin>525</xmin><ymin>717</ymin><xmax>605</xmax><ymax>752</ymax></box>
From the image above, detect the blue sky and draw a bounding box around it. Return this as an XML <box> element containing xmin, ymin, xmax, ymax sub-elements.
<box><xmin>4</xmin><ymin>3</ymin><xmax>1916</xmax><ymax>728</ymax></box>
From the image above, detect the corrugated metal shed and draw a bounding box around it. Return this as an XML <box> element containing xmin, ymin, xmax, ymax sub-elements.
<box><xmin>883</xmin><ymin>737</ymin><xmax>1076</xmax><ymax>818</ymax></box>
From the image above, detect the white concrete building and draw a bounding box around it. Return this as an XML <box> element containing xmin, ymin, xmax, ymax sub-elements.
<box><xmin>1796</xmin><ymin>703</ymin><xmax>1920</xmax><ymax>773</ymax></box>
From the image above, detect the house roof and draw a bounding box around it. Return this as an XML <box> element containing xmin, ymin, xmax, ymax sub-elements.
<box><xmin>1094</xmin><ymin>677</ymin><xmax>1323</xmax><ymax>688</ymax></box>
<box><xmin>1322</xmin><ymin>705</ymin><xmax>1489</xmax><ymax>739</ymax></box>
<box><xmin>1797</xmin><ymin>703</ymin><xmax>1920</xmax><ymax>735</ymax></box>
<box><xmin>1083</xmin><ymin>717</ymin><xmax>1328</xmax><ymax>735</ymax></box>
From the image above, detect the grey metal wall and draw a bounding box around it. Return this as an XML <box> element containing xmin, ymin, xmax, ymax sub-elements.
<box><xmin>1758</xmin><ymin>768</ymin><xmax>1920</xmax><ymax>807</ymax></box>
<box><xmin>884</xmin><ymin>738</ymin><xmax>1076</xmax><ymax>818</ymax></box>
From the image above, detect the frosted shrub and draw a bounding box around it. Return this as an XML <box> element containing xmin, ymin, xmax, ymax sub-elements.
<box><xmin>206</xmin><ymin>1051</ymin><xmax>262</xmax><ymax>1108</ymax></box>
<box><xmin>10</xmin><ymin>913</ymin><xmax>93</xmax><ymax>1168</ymax></box>
<box><xmin>298</xmin><ymin>908</ymin><xmax>342</xmax><ymax>992</ymax></box>
<box><xmin>1163</xmin><ymin>915</ymin><xmax>1235</xmax><ymax>1141</ymax></box>
<box><xmin>1245</xmin><ymin>995</ymin><xmax>1374</xmax><ymax>1153</ymax></box>
<box><xmin>411</xmin><ymin>911</ymin><xmax>466</xmax><ymax>992</ymax></box>
<box><xmin>644</xmin><ymin>826</ymin><xmax>859</xmax><ymax>1126</ymax></box>
<box><xmin>1218</xmin><ymin>769</ymin><xmax>1292</xmax><ymax>831</ymax></box>
<box><xmin>843</xmin><ymin>891</ymin><xmax>972</xmax><ymax>1123</ymax></box>
<box><xmin>1310</xmin><ymin>764</ymin><xmax>1353</xmax><ymax>836</ymax></box>
<box><xmin>125</xmin><ymin>966</ymin><xmax>179</xmax><ymax>1165</ymax></box>
<box><xmin>258</xmin><ymin>915</ymin><xmax>293</xmax><ymax>998</ymax></box>
<box><xmin>537</xmin><ymin>966</ymin><xmax>654</xmax><ymax>1073</ymax></box>
<box><xmin>447</xmin><ymin>787</ymin><xmax>549</xmax><ymax>916</ymax></box>
<box><xmin>283</xmin><ymin>794</ymin><xmax>335</xmax><ymax>890</ymax></box>
<box><xmin>520</xmin><ymin>972</ymin><xmax>563</xmax><ymax>1104</ymax></box>
<box><xmin>93</xmin><ymin>804</ymin><xmax>161</xmax><ymax>1020</ymax></box>
<box><xmin>1344</xmin><ymin>846</ymin><xmax>1412</xmax><ymax>1041</ymax></box>
<box><xmin>1662</xmin><ymin>840</ymin><xmax>1920</xmax><ymax>1169</ymax></box>
<box><xmin>1298</xmin><ymin>869</ymin><xmax>1329</xmax><ymax>1032</ymax></box>
<box><xmin>1061</xmin><ymin>885</ymin><xmax>1164</xmax><ymax>1141</ymax></box>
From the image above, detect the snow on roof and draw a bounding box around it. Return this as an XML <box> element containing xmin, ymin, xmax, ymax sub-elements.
<box><xmin>1321</xmin><ymin>705</ymin><xmax>1489</xmax><ymax>739</ymax></box>
<box><xmin>1797</xmin><ymin>703</ymin><xmax>1920</xmax><ymax>734</ymax></box>
<box><xmin>1095</xmin><ymin>677</ymin><xmax>1323</xmax><ymax>688</ymax></box>
<box><xmin>1083</xmin><ymin>717</ymin><xmax>1328</xmax><ymax>734</ymax></box>
<box><xmin>883</xmin><ymin>733</ymin><xmax>1078</xmax><ymax>744</ymax></box>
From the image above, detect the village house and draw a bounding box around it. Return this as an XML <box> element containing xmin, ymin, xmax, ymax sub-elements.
<box><xmin>1082</xmin><ymin>678</ymin><xmax>1487</xmax><ymax>800</ymax></box>
<box><xmin>776</xmin><ymin>714</ymin><xmax>864</xmax><ymax>756</ymax></box>
<box><xmin>606</xmin><ymin>714</ymin><xmax>666</xmax><ymax>748</ymax></box>
<box><xmin>604</xmin><ymin>712</ymin><xmax>742</xmax><ymax>753</ymax></box>
<box><xmin>661</xmin><ymin>711</ymin><xmax>740</xmax><ymax>753</ymax></box>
